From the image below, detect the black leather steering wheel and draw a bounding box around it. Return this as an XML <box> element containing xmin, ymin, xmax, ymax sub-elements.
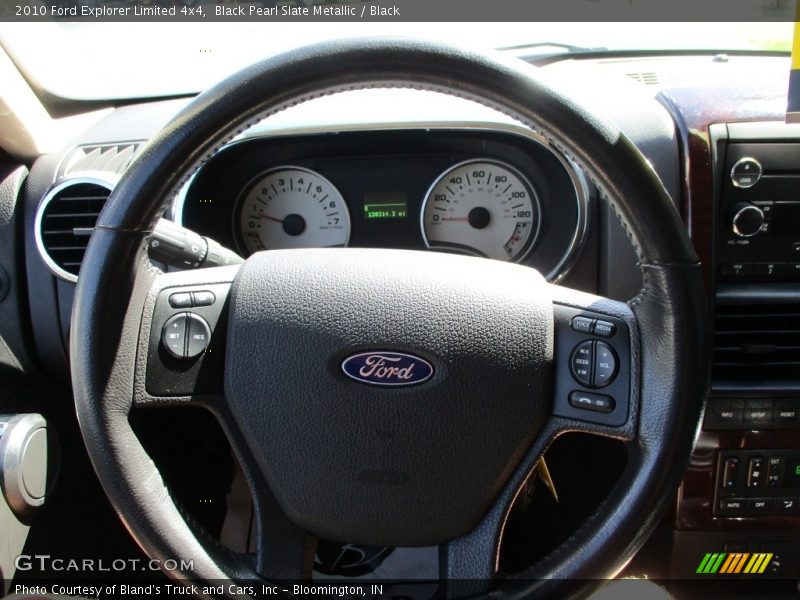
<box><xmin>71</xmin><ymin>38</ymin><xmax>709</xmax><ymax>599</ymax></box>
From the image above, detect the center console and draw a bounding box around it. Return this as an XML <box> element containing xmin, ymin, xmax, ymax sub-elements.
<box><xmin>672</xmin><ymin>121</ymin><xmax>800</xmax><ymax>579</ymax></box>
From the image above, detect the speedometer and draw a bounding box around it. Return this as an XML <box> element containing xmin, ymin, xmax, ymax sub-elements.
<box><xmin>421</xmin><ymin>159</ymin><xmax>541</xmax><ymax>262</ymax></box>
<box><xmin>235</xmin><ymin>166</ymin><xmax>350</xmax><ymax>255</ymax></box>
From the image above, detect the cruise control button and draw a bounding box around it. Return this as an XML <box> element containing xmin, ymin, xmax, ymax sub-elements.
<box><xmin>161</xmin><ymin>314</ymin><xmax>188</xmax><ymax>359</ymax></box>
<box><xmin>192</xmin><ymin>290</ymin><xmax>216</xmax><ymax>307</ymax></box>
<box><xmin>185</xmin><ymin>313</ymin><xmax>212</xmax><ymax>359</ymax></box>
<box><xmin>570</xmin><ymin>341</ymin><xmax>594</xmax><ymax>387</ymax></box>
<box><xmin>593</xmin><ymin>342</ymin><xmax>618</xmax><ymax>388</ymax></box>
<box><xmin>168</xmin><ymin>292</ymin><xmax>193</xmax><ymax>308</ymax></box>
<box><xmin>568</xmin><ymin>391</ymin><xmax>615</xmax><ymax>413</ymax></box>
<box><xmin>571</xmin><ymin>316</ymin><xmax>594</xmax><ymax>334</ymax></box>
<box><xmin>593</xmin><ymin>320</ymin><xmax>616</xmax><ymax>337</ymax></box>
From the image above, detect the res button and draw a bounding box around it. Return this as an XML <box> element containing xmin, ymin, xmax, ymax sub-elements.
<box><xmin>185</xmin><ymin>313</ymin><xmax>212</xmax><ymax>359</ymax></box>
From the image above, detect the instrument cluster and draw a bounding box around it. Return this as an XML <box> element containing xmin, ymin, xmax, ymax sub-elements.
<box><xmin>177</xmin><ymin>128</ymin><xmax>588</xmax><ymax>281</ymax></box>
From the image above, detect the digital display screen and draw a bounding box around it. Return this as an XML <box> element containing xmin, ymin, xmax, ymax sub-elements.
<box><xmin>787</xmin><ymin>456</ymin><xmax>800</xmax><ymax>487</ymax></box>
<box><xmin>363</xmin><ymin>192</ymin><xmax>408</xmax><ymax>220</ymax></box>
<box><xmin>770</xmin><ymin>203</ymin><xmax>800</xmax><ymax>234</ymax></box>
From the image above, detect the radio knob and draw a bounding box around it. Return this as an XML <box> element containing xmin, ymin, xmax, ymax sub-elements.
<box><xmin>731</xmin><ymin>203</ymin><xmax>765</xmax><ymax>238</ymax></box>
<box><xmin>730</xmin><ymin>157</ymin><xmax>762</xmax><ymax>189</ymax></box>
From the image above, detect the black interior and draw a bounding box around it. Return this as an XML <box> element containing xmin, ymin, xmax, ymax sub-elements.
<box><xmin>0</xmin><ymin>32</ymin><xmax>796</xmax><ymax>600</ymax></box>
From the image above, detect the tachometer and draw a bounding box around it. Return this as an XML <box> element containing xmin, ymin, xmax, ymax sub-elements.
<box><xmin>421</xmin><ymin>159</ymin><xmax>541</xmax><ymax>262</ymax></box>
<box><xmin>235</xmin><ymin>166</ymin><xmax>350</xmax><ymax>254</ymax></box>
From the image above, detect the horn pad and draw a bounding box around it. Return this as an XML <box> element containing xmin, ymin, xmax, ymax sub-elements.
<box><xmin>225</xmin><ymin>249</ymin><xmax>553</xmax><ymax>546</ymax></box>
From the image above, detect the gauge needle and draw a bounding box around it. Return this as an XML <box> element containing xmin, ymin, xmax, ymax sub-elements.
<box><xmin>254</xmin><ymin>214</ymin><xmax>284</xmax><ymax>224</ymax></box>
<box><xmin>441</xmin><ymin>216</ymin><xmax>469</xmax><ymax>222</ymax></box>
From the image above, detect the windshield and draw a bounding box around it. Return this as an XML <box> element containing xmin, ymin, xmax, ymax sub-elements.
<box><xmin>0</xmin><ymin>21</ymin><xmax>792</xmax><ymax>101</ymax></box>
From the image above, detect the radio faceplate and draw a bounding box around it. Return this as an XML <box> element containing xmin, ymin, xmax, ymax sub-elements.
<box><xmin>716</xmin><ymin>141</ymin><xmax>800</xmax><ymax>282</ymax></box>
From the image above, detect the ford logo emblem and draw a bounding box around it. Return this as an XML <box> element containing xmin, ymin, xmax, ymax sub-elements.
<box><xmin>341</xmin><ymin>351</ymin><xmax>434</xmax><ymax>387</ymax></box>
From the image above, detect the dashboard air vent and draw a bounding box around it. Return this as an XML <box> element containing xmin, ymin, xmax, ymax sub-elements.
<box><xmin>35</xmin><ymin>179</ymin><xmax>113</xmax><ymax>282</ymax></box>
<box><xmin>713</xmin><ymin>303</ymin><xmax>800</xmax><ymax>388</ymax></box>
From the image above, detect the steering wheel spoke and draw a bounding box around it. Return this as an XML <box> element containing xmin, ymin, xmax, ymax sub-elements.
<box><xmin>545</xmin><ymin>283</ymin><xmax>640</xmax><ymax>442</ymax></box>
<box><xmin>251</xmin><ymin>481</ymin><xmax>317</xmax><ymax>581</ymax></box>
<box><xmin>132</xmin><ymin>265</ymin><xmax>239</xmax><ymax>409</ymax></box>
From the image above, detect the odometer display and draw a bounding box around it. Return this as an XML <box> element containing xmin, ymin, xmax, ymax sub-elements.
<box><xmin>235</xmin><ymin>166</ymin><xmax>350</xmax><ymax>254</ymax></box>
<box><xmin>421</xmin><ymin>159</ymin><xmax>541</xmax><ymax>262</ymax></box>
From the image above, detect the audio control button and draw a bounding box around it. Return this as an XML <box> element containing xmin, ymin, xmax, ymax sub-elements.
<box><xmin>730</xmin><ymin>157</ymin><xmax>762</xmax><ymax>189</ymax></box>
<box><xmin>720</xmin><ymin>262</ymin><xmax>752</xmax><ymax>277</ymax></box>
<box><xmin>570</xmin><ymin>341</ymin><xmax>594</xmax><ymax>387</ymax></box>
<box><xmin>753</xmin><ymin>262</ymin><xmax>786</xmax><ymax>278</ymax></box>
<box><xmin>731</xmin><ymin>203</ymin><xmax>765</xmax><ymax>238</ymax></box>
<box><xmin>787</xmin><ymin>263</ymin><xmax>800</xmax><ymax>278</ymax></box>
<box><xmin>593</xmin><ymin>342</ymin><xmax>618</xmax><ymax>388</ymax></box>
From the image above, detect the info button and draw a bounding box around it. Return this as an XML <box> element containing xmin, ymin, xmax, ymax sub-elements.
<box><xmin>704</xmin><ymin>399</ymin><xmax>744</xmax><ymax>430</ymax></box>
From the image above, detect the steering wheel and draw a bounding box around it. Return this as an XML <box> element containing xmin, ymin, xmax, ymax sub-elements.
<box><xmin>71</xmin><ymin>39</ymin><xmax>709</xmax><ymax>599</ymax></box>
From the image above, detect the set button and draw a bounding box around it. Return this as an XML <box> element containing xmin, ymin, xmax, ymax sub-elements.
<box><xmin>160</xmin><ymin>312</ymin><xmax>212</xmax><ymax>359</ymax></box>
<box><xmin>569</xmin><ymin>340</ymin><xmax>618</xmax><ymax>388</ymax></box>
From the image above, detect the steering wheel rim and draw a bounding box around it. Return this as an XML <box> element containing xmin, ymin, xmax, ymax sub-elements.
<box><xmin>71</xmin><ymin>38</ymin><xmax>709</xmax><ymax>598</ymax></box>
